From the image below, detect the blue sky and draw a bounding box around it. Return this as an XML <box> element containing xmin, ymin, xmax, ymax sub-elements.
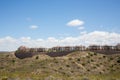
<box><xmin>0</xmin><ymin>0</ymin><xmax>120</xmax><ymax>51</ymax></box>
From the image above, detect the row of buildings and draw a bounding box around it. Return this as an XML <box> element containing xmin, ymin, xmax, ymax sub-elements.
<box><xmin>18</xmin><ymin>44</ymin><xmax>120</xmax><ymax>52</ymax></box>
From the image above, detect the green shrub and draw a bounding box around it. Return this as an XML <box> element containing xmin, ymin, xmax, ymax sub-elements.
<box><xmin>71</xmin><ymin>70</ymin><xmax>74</xmax><ymax>73</ymax></box>
<box><xmin>110</xmin><ymin>57</ymin><xmax>113</xmax><ymax>60</ymax></box>
<box><xmin>88</xmin><ymin>52</ymin><xmax>93</xmax><ymax>56</ymax></box>
<box><xmin>91</xmin><ymin>59</ymin><xmax>94</xmax><ymax>62</ymax></box>
<box><xmin>90</xmin><ymin>54</ymin><xmax>93</xmax><ymax>56</ymax></box>
<box><xmin>117</xmin><ymin>59</ymin><xmax>120</xmax><ymax>63</ymax></box>
<box><xmin>87</xmin><ymin>61</ymin><xmax>90</xmax><ymax>63</ymax></box>
<box><xmin>99</xmin><ymin>57</ymin><xmax>102</xmax><ymax>59</ymax></box>
<box><xmin>59</xmin><ymin>67</ymin><xmax>63</xmax><ymax>70</ymax></box>
<box><xmin>12</xmin><ymin>59</ymin><xmax>15</xmax><ymax>63</ymax></box>
<box><xmin>117</xmin><ymin>57</ymin><xmax>120</xmax><ymax>63</ymax></box>
<box><xmin>87</xmin><ymin>69</ymin><xmax>90</xmax><ymax>71</ymax></box>
<box><xmin>36</xmin><ymin>56</ymin><xmax>39</xmax><ymax>59</ymax></box>
<box><xmin>103</xmin><ymin>55</ymin><xmax>106</xmax><ymax>58</ymax></box>
<box><xmin>103</xmin><ymin>69</ymin><xmax>105</xmax><ymax>71</ymax></box>
<box><xmin>2</xmin><ymin>77</ymin><xmax>8</xmax><ymax>80</ymax></box>
<box><xmin>87</xmin><ymin>56</ymin><xmax>90</xmax><ymax>58</ymax></box>
<box><xmin>66</xmin><ymin>64</ymin><xmax>70</xmax><ymax>67</ymax></box>
<box><xmin>96</xmin><ymin>64</ymin><xmax>100</xmax><ymax>67</ymax></box>
<box><xmin>54</xmin><ymin>61</ymin><xmax>58</xmax><ymax>63</ymax></box>
<box><xmin>6</xmin><ymin>55</ymin><xmax>9</xmax><ymax>57</ymax></box>
<box><xmin>94</xmin><ymin>52</ymin><xmax>97</xmax><ymax>55</ymax></box>
<box><xmin>77</xmin><ymin>58</ymin><xmax>80</xmax><ymax>61</ymax></box>
<box><xmin>110</xmin><ymin>65</ymin><xmax>114</xmax><ymax>68</ymax></box>
<box><xmin>82</xmin><ymin>77</ymin><xmax>90</xmax><ymax>80</ymax></box>
<box><xmin>82</xmin><ymin>63</ymin><xmax>85</xmax><ymax>66</ymax></box>
<box><xmin>93</xmin><ymin>66</ymin><xmax>96</xmax><ymax>69</ymax></box>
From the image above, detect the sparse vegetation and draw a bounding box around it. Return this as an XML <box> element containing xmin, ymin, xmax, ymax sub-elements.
<box><xmin>12</xmin><ymin>59</ymin><xmax>15</xmax><ymax>63</ymax></box>
<box><xmin>117</xmin><ymin>57</ymin><xmax>120</xmax><ymax>63</ymax></box>
<box><xmin>0</xmin><ymin>51</ymin><xmax>120</xmax><ymax>80</ymax></box>
<box><xmin>110</xmin><ymin>57</ymin><xmax>113</xmax><ymax>60</ymax></box>
<box><xmin>91</xmin><ymin>59</ymin><xmax>94</xmax><ymax>62</ymax></box>
<box><xmin>93</xmin><ymin>66</ymin><xmax>96</xmax><ymax>69</ymax></box>
<box><xmin>87</xmin><ymin>56</ymin><xmax>90</xmax><ymax>58</ymax></box>
<box><xmin>82</xmin><ymin>63</ymin><xmax>85</xmax><ymax>66</ymax></box>
<box><xmin>1</xmin><ymin>77</ymin><xmax>8</xmax><ymax>80</ymax></box>
<box><xmin>82</xmin><ymin>77</ymin><xmax>89</xmax><ymax>80</ymax></box>
<box><xmin>66</xmin><ymin>64</ymin><xmax>70</xmax><ymax>67</ymax></box>
<box><xmin>77</xmin><ymin>58</ymin><xmax>80</xmax><ymax>61</ymax></box>
<box><xmin>6</xmin><ymin>55</ymin><xmax>9</xmax><ymax>57</ymax></box>
<box><xmin>96</xmin><ymin>64</ymin><xmax>100</xmax><ymax>67</ymax></box>
<box><xmin>36</xmin><ymin>56</ymin><xmax>39</xmax><ymax>59</ymax></box>
<box><xmin>117</xmin><ymin>59</ymin><xmax>120</xmax><ymax>63</ymax></box>
<box><xmin>87</xmin><ymin>69</ymin><xmax>90</xmax><ymax>71</ymax></box>
<box><xmin>94</xmin><ymin>52</ymin><xmax>97</xmax><ymax>55</ymax></box>
<box><xmin>59</xmin><ymin>67</ymin><xmax>63</xmax><ymax>70</ymax></box>
<box><xmin>103</xmin><ymin>55</ymin><xmax>106</xmax><ymax>58</ymax></box>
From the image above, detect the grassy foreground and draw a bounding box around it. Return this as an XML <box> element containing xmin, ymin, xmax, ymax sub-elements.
<box><xmin>0</xmin><ymin>51</ymin><xmax>120</xmax><ymax>80</ymax></box>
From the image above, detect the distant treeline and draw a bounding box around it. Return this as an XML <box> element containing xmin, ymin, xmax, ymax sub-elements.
<box><xmin>15</xmin><ymin>44</ymin><xmax>120</xmax><ymax>59</ymax></box>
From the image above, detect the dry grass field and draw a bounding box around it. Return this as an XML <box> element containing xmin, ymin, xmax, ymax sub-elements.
<box><xmin>0</xmin><ymin>51</ymin><xmax>120</xmax><ymax>80</ymax></box>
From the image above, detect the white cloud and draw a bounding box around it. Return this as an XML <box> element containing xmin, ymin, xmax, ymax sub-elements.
<box><xmin>30</xmin><ymin>25</ymin><xmax>38</xmax><ymax>29</ymax></box>
<box><xmin>67</xmin><ymin>19</ymin><xmax>84</xmax><ymax>27</ymax></box>
<box><xmin>78</xmin><ymin>26</ymin><xmax>84</xmax><ymax>30</ymax></box>
<box><xmin>80</xmin><ymin>31</ymin><xmax>87</xmax><ymax>35</ymax></box>
<box><xmin>0</xmin><ymin>31</ymin><xmax>120</xmax><ymax>51</ymax></box>
<box><xmin>0</xmin><ymin>36</ymin><xmax>18</xmax><ymax>51</ymax></box>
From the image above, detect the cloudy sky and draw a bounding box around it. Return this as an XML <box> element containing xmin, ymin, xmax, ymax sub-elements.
<box><xmin>0</xmin><ymin>0</ymin><xmax>120</xmax><ymax>51</ymax></box>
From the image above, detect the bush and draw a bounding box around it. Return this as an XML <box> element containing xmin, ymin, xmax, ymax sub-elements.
<box><xmin>99</xmin><ymin>57</ymin><xmax>102</xmax><ymax>59</ymax></box>
<box><xmin>87</xmin><ymin>56</ymin><xmax>90</xmax><ymax>58</ymax></box>
<box><xmin>66</xmin><ymin>64</ymin><xmax>70</xmax><ymax>67</ymax></box>
<box><xmin>54</xmin><ymin>61</ymin><xmax>58</xmax><ymax>63</ymax></box>
<box><xmin>93</xmin><ymin>66</ymin><xmax>96</xmax><ymax>69</ymax></box>
<box><xmin>59</xmin><ymin>67</ymin><xmax>63</xmax><ymax>70</ymax></box>
<box><xmin>36</xmin><ymin>56</ymin><xmax>39</xmax><ymax>59</ymax></box>
<box><xmin>103</xmin><ymin>56</ymin><xmax>106</xmax><ymax>58</ymax></box>
<box><xmin>94</xmin><ymin>52</ymin><xmax>97</xmax><ymax>55</ymax></box>
<box><xmin>110</xmin><ymin>57</ymin><xmax>113</xmax><ymax>60</ymax></box>
<box><xmin>82</xmin><ymin>63</ymin><xmax>85</xmax><ymax>66</ymax></box>
<box><xmin>0</xmin><ymin>67</ymin><xmax>4</xmax><ymax>69</ymax></box>
<box><xmin>82</xmin><ymin>77</ymin><xmax>90</xmax><ymax>80</ymax></box>
<box><xmin>12</xmin><ymin>59</ymin><xmax>15</xmax><ymax>63</ymax></box>
<box><xmin>2</xmin><ymin>77</ymin><xmax>8</xmax><ymax>80</ymax></box>
<box><xmin>77</xmin><ymin>58</ymin><xmax>80</xmax><ymax>61</ymax></box>
<box><xmin>91</xmin><ymin>59</ymin><xmax>94</xmax><ymax>62</ymax></box>
<box><xmin>96</xmin><ymin>64</ymin><xmax>100</xmax><ymax>67</ymax></box>
<box><xmin>90</xmin><ymin>54</ymin><xmax>93</xmax><ymax>56</ymax></box>
<box><xmin>71</xmin><ymin>70</ymin><xmax>74</xmax><ymax>73</ymax></box>
<box><xmin>87</xmin><ymin>61</ymin><xmax>90</xmax><ymax>63</ymax></box>
<box><xmin>87</xmin><ymin>69</ymin><xmax>90</xmax><ymax>71</ymax></box>
<box><xmin>110</xmin><ymin>65</ymin><xmax>114</xmax><ymax>68</ymax></box>
<box><xmin>117</xmin><ymin>57</ymin><xmax>120</xmax><ymax>63</ymax></box>
<box><xmin>117</xmin><ymin>59</ymin><xmax>120</xmax><ymax>63</ymax></box>
<box><xmin>88</xmin><ymin>52</ymin><xmax>93</xmax><ymax>56</ymax></box>
<box><xmin>6</xmin><ymin>55</ymin><xmax>9</xmax><ymax>57</ymax></box>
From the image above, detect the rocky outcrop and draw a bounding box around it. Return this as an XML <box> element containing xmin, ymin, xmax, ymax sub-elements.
<box><xmin>15</xmin><ymin>46</ymin><xmax>34</xmax><ymax>59</ymax></box>
<box><xmin>15</xmin><ymin>50</ymin><xmax>33</xmax><ymax>59</ymax></box>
